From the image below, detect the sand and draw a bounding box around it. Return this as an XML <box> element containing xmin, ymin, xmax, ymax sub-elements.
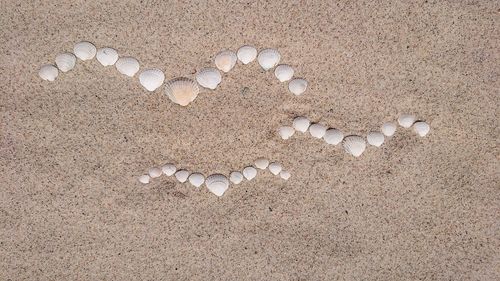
<box><xmin>0</xmin><ymin>1</ymin><xmax>498</xmax><ymax>280</ymax></box>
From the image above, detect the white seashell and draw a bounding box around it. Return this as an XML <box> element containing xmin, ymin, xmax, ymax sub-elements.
<box><xmin>161</xmin><ymin>163</ymin><xmax>176</xmax><ymax>176</ymax></box>
<box><xmin>73</xmin><ymin>41</ymin><xmax>96</xmax><ymax>61</ymax></box>
<box><xmin>138</xmin><ymin>174</ymin><xmax>150</xmax><ymax>184</ymax></box>
<box><xmin>381</xmin><ymin>122</ymin><xmax>397</xmax><ymax>137</ymax></box>
<box><xmin>96</xmin><ymin>47</ymin><xmax>119</xmax><ymax>66</ymax></box>
<box><xmin>278</xmin><ymin>126</ymin><xmax>295</xmax><ymax>140</ymax></box>
<box><xmin>292</xmin><ymin>117</ymin><xmax>310</xmax><ymax>133</ymax></box>
<box><xmin>413</xmin><ymin>121</ymin><xmax>430</xmax><ymax>137</ymax></box>
<box><xmin>257</xmin><ymin>48</ymin><xmax>280</xmax><ymax>70</ymax></box>
<box><xmin>323</xmin><ymin>129</ymin><xmax>344</xmax><ymax>145</ymax></box>
<box><xmin>288</xmin><ymin>78</ymin><xmax>308</xmax><ymax>95</ymax></box>
<box><xmin>366</xmin><ymin>132</ymin><xmax>385</xmax><ymax>147</ymax></box>
<box><xmin>195</xmin><ymin>67</ymin><xmax>222</xmax><ymax>90</ymax></box>
<box><xmin>115</xmin><ymin>57</ymin><xmax>140</xmax><ymax>77</ymax></box>
<box><xmin>274</xmin><ymin>64</ymin><xmax>294</xmax><ymax>82</ymax></box>
<box><xmin>148</xmin><ymin>167</ymin><xmax>162</xmax><ymax>178</ymax></box>
<box><xmin>398</xmin><ymin>114</ymin><xmax>416</xmax><ymax>128</ymax></box>
<box><xmin>342</xmin><ymin>135</ymin><xmax>366</xmax><ymax>157</ymax></box>
<box><xmin>39</xmin><ymin>64</ymin><xmax>58</xmax><ymax>81</ymax></box>
<box><xmin>309</xmin><ymin>123</ymin><xmax>327</xmax><ymax>138</ymax></box>
<box><xmin>205</xmin><ymin>174</ymin><xmax>229</xmax><ymax>197</ymax></box>
<box><xmin>268</xmin><ymin>162</ymin><xmax>282</xmax><ymax>175</ymax></box>
<box><xmin>214</xmin><ymin>50</ymin><xmax>237</xmax><ymax>73</ymax></box>
<box><xmin>242</xmin><ymin>166</ymin><xmax>257</xmax><ymax>180</ymax></box>
<box><xmin>165</xmin><ymin>78</ymin><xmax>200</xmax><ymax>106</ymax></box>
<box><xmin>279</xmin><ymin>170</ymin><xmax>291</xmax><ymax>180</ymax></box>
<box><xmin>188</xmin><ymin>173</ymin><xmax>205</xmax><ymax>188</ymax></box>
<box><xmin>229</xmin><ymin>171</ymin><xmax>244</xmax><ymax>184</ymax></box>
<box><xmin>237</xmin><ymin>45</ymin><xmax>257</xmax><ymax>64</ymax></box>
<box><xmin>139</xmin><ymin>69</ymin><xmax>165</xmax><ymax>92</ymax></box>
<box><xmin>255</xmin><ymin>158</ymin><xmax>269</xmax><ymax>170</ymax></box>
<box><xmin>174</xmin><ymin>170</ymin><xmax>190</xmax><ymax>183</ymax></box>
<box><xmin>55</xmin><ymin>53</ymin><xmax>76</xmax><ymax>72</ymax></box>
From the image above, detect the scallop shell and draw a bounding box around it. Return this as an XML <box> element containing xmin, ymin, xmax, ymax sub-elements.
<box><xmin>174</xmin><ymin>170</ymin><xmax>190</xmax><ymax>183</ymax></box>
<box><xmin>230</xmin><ymin>171</ymin><xmax>244</xmax><ymax>184</ymax></box>
<box><xmin>342</xmin><ymin>135</ymin><xmax>366</xmax><ymax>157</ymax></box>
<box><xmin>398</xmin><ymin>114</ymin><xmax>416</xmax><ymax>128</ymax></box>
<box><xmin>161</xmin><ymin>163</ymin><xmax>177</xmax><ymax>176</ymax></box>
<box><xmin>413</xmin><ymin>121</ymin><xmax>430</xmax><ymax>137</ymax></box>
<box><xmin>205</xmin><ymin>174</ymin><xmax>229</xmax><ymax>197</ymax></box>
<box><xmin>257</xmin><ymin>48</ymin><xmax>280</xmax><ymax>70</ymax></box>
<box><xmin>278</xmin><ymin>126</ymin><xmax>295</xmax><ymax>140</ymax></box>
<box><xmin>268</xmin><ymin>162</ymin><xmax>282</xmax><ymax>175</ymax></box>
<box><xmin>288</xmin><ymin>78</ymin><xmax>307</xmax><ymax>95</ymax></box>
<box><xmin>139</xmin><ymin>69</ymin><xmax>165</xmax><ymax>92</ymax></box>
<box><xmin>237</xmin><ymin>45</ymin><xmax>257</xmax><ymax>64</ymax></box>
<box><xmin>165</xmin><ymin>78</ymin><xmax>200</xmax><ymax>106</ymax></box>
<box><xmin>323</xmin><ymin>129</ymin><xmax>343</xmax><ymax>145</ymax></box>
<box><xmin>292</xmin><ymin>117</ymin><xmax>310</xmax><ymax>133</ymax></box>
<box><xmin>255</xmin><ymin>158</ymin><xmax>269</xmax><ymax>170</ymax></box>
<box><xmin>148</xmin><ymin>167</ymin><xmax>162</xmax><ymax>178</ymax></box>
<box><xmin>188</xmin><ymin>173</ymin><xmax>205</xmax><ymax>188</ymax></box>
<box><xmin>309</xmin><ymin>123</ymin><xmax>327</xmax><ymax>138</ymax></box>
<box><xmin>279</xmin><ymin>170</ymin><xmax>291</xmax><ymax>180</ymax></box>
<box><xmin>55</xmin><ymin>53</ymin><xmax>76</xmax><ymax>72</ymax></box>
<box><xmin>115</xmin><ymin>57</ymin><xmax>140</xmax><ymax>77</ymax></box>
<box><xmin>73</xmin><ymin>41</ymin><xmax>96</xmax><ymax>61</ymax></box>
<box><xmin>195</xmin><ymin>67</ymin><xmax>222</xmax><ymax>90</ymax></box>
<box><xmin>214</xmin><ymin>50</ymin><xmax>237</xmax><ymax>73</ymax></box>
<box><xmin>138</xmin><ymin>175</ymin><xmax>150</xmax><ymax>184</ymax></box>
<box><xmin>243</xmin><ymin>166</ymin><xmax>257</xmax><ymax>180</ymax></box>
<box><xmin>381</xmin><ymin>122</ymin><xmax>397</xmax><ymax>137</ymax></box>
<box><xmin>39</xmin><ymin>64</ymin><xmax>58</xmax><ymax>81</ymax></box>
<box><xmin>274</xmin><ymin>64</ymin><xmax>294</xmax><ymax>82</ymax></box>
<box><xmin>366</xmin><ymin>132</ymin><xmax>385</xmax><ymax>147</ymax></box>
<box><xmin>96</xmin><ymin>47</ymin><xmax>119</xmax><ymax>66</ymax></box>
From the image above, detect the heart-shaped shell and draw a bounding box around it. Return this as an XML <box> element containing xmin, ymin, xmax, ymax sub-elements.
<box><xmin>243</xmin><ymin>166</ymin><xmax>257</xmax><ymax>180</ymax></box>
<box><xmin>96</xmin><ymin>47</ymin><xmax>119</xmax><ymax>66</ymax></box>
<box><xmin>413</xmin><ymin>121</ymin><xmax>430</xmax><ymax>137</ymax></box>
<box><xmin>279</xmin><ymin>170</ymin><xmax>291</xmax><ymax>180</ymax></box>
<box><xmin>293</xmin><ymin>116</ymin><xmax>310</xmax><ymax>133</ymax></box>
<box><xmin>274</xmin><ymin>64</ymin><xmax>294</xmax><ymax>82</ymax></box>
<box><xmin>148</xmin><ymin>167</ymin><xmax>162</xmax><ymax>178</ymax></box>
<box><xmin>139</xmin><ymin>69</ymin><xmax>165</xmax><ymax>92</ymax></box>
<box><xmin>196</xmin><ymin>67</ymin><xmax>222</xmax><ymax>90</ymax></box>
<box><xmin>165</xmin><ymin>77</ymin><xmax>200</xmax><ymax>106</ymax></box>
<box><xmin>309</xmin><ymin>123</ymin><xmax>327</xmax><ymax>138</ymax></box>
<box><xmin>115</xmin><ymin>57</ymin><xmax>140</xmax><ymax>77</ymax></box>
<box><xmin>188</xmin><ymin>173</ymin><xmax>205</xmax><ymax>188</ymax></box>
<box><xmin>255</xmin><ymin>158</ymin><xmax>269</xmax><ymax>170</ymax></box>
<box><xmin>278</xmin><ymin>126</ymin><xmax>295</xmax><ymax>140</ymax></box>
<box><xmin>205</xmin><ymin>174</ymin><xmax>229</xmax><ymax>197</ymax></box>
<box><xmin>381</xmin><ymin>122</ymin><xmax>397</xmax><ymax>137</ymax></box>
<box><xmin>175</xmin><ymin>169</ymin><xmax>190</xmax><ymax>183</ymax></box>
<box><xmin>214</xmin><ymin>50</ymin><xmax>237</xmax><ymax>73</ymax></box>
<box><xmin>237</xmin><ymin>45</ymin><xmax>257</xmax><ymax>64</ymax></box>
<box><xmin>366</xmin><ymin>132</ymin><xmax>385</xmax><ymax>147</ymax></box>
<box><xmin>39</xmin><ymin>64</ymin><xmax>58</xmax><ymax>81</ymax></box>
<box><xmin>229</xmin><ymin>171</ymin><xmax>244</xmax><ymax>184</ymax></box>
<box><xmin>161</xmin><ymin>163</ymin><xmax>176</xmax><ymax>176</ymax></box>
<box><xmin>257</xmin><ymin>48</ymin><xmax>280</xmax><ymax>70</ymax></box>
<box><xmin>288</xmin><ymin>78</ymin><xmax>307</xmax><ymax>95</ymax></box>
<box><xmin>73</xmin><ymin>41</ymin><xmax>96</xmax><ymax>61</ymax></box>
<box><xmin>138</xmin><ymin>174</ymin><xmax>150</xmax><ymax>184</ymax></box>
<box><xmin>55</xmin><ymin>53</ymin><xmax>76</xmax><ymax>72</ymax></box>
<box><xmin>342</xmin><ymin>135</ymin><xmax>366</xmax><ymax>157</ymax></box>
<box><xmin>398</xmin><ymin>114</ymin><xmax>416</xmax><ymax>128</ymax></box>
<box><xmin>268</xmin><ymin>162</ymin><xmax>282</xmax><ymax>175</ymax></box>
<box><xmin>323</xmin><ymin>129</ymin><xmax>343</xmax><ymax>145</ymax></box>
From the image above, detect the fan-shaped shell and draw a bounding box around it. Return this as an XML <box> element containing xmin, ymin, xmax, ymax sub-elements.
<box><xmin>96</xmin><ymin>47</ymin><xmax>119</xmax><ymax>66</ymax></box>
<box><xmin>237</xmin><ymin>45</ymin><xmax>257</xmax><ymax>64</ymax></box>
<box><xmin>164</xmin><ymin>78</ymin><xmax>200</xmax><ymax>106</ymax></box>
<box><xmin>381</xmin><ymin>122</ymin><xmax>397</xmax><ymax>137</ymax></box>
<box><xmin>398</xmin><ymin>114</ymin><xmax>416</xmax><ymax>128</ymax></box>
<box><xmin>230</xmin><ymin>171</ymin><xmax>244</xmax><ymax>184</ymax></box>
<box><xmin>188</xmin><ymin>173</ymin><xmax>205</xmax><ymax>188</ymax></box>
<box><xmin>279</xmin><ymin>170</ymin><xmax>291</xmax><ymax>180</ymax></box>
<box><xmin>292</xmin><ymin>117</ymin><xmax>310</xmax><ymax>133</ymax></box>
<box><xmin>257</xmin><ymin>48</ymin><xmax>280</xmax><ymax>70</ymax></box>
<box><xmin>214</xmin><ymin>50</ymin><xmax>237</xmax><ymax>73</ymax></box>
<box><xmin>366</xmin><ymin>132</ymin><xmax>385</xmax><ymax>147</ymax></box>
<box><xmin>268</xmin><ymin>162</ymin><xmax>282</xmax><ymax>175</ymax></box>
<box><xmin>309</xmin><ymin>123</ymin><xmax>327</xmax><ymax>138</ymax></box>
<box><xmin>323</xmin><ymin>129</ymin><xmax>343</xmax><ymax>145</ymax></box>
<box><xmin>138</xmin><ymin>175</ymin><xmax>150</xmax><ymax>184</ymax></box>
<box><xmin>161</xmin><ymin>163</ymin><xmax>176</xmax><ymax>176</ymax></box>
<box><xmin>148</xmin><ymin>167</ymin><xmax>162</xmax><ymax>178</ymax></box>
<box><xmin>115</xmin><ymin>57</ymin><xmax>140</xmax><ymax>77</ymax></box>
<box><xmin>205</xmin><ymin>174</ymin><xmax>229</xmax><ymax>197</ymax></box>
<box><xmin>255</xmin><ymin>158</ymin><xmax>269</xmax><ymax>170</ymax></box>
<box><xmin>139</xmin><ymin>69</ymin><xmax>165</xmax><ymax>92</ymax></box>
<box><xmin>196</xmin><ymin>67</ymin><xmax>222</xmax><ymax>90</ymax></box>
<box><xmin>39</xmin><ymin>64</ymin><xmax>58</xmax><ymax>81</ymax></box>
<box><xmin>73</xmin><ymin>41</ymin><xmax>96</xmax><ymax>61</ymax></box>
<box><xmin>274</xmin><ymin>64</ymin><xmax>294</xmax><ymax>82</ymax></box>
<box><xmin>278</xmin><ymin>126</ymin><xmax>295</xmax><ymax>140</ymax></box>
<box><xmin>175</xmin><ymin>170</ymin><xmax>190</xmax><ymax>183</ymax></box>
<box><xmin>413</xmin><ymin>121</ymin><xmax>430</xmax><ymax>137</ymax></box>
<box><xmin>55</xmin><ymin>53</ymin><xmax>76</xmax><ymax>72</ymax></box>
<box><xmin>288</xmin><ymin>78</ymin><xmax>307</xmax><ymax>95</ymax></box>
<box><xmin>342</xmin><ymin>135</ymin><xmax>366</xmax><ymax>157</ymax></box>
<box><xmin>243</xmin><ymin>166</ymin><xmax>257</xmax><ymax>180</ymax></box>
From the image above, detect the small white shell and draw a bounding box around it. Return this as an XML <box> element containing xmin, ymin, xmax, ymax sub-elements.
<box><xmin>148</xmin><ymin>167</ymin><xmax>162</xmax><ymax>178</ymax></box>
<box><xmin>205</xmin><ymin>174</ymin><xmax>229</xmax><ymax>197</ymax></box>
<box><xmin>293</xmin><ymin>117</ymin><xmax>310</xmax><ymax>133</ymax></box>
<box><xmin>398</xmin><ymin>114</ymin><xmax>416</xmax><ymax>128</ymax></box>
<box><xmin>115</xmin><ymin>57</ymin><xmax>140</xmax><ymax>77</ymax></box>
<box><xmin>342</xmin><ymin>135</ymin><xmax>366</xmax><ymax>157</ymax></box>
<box><xmin>214</xmin><ymin>50</ymin><xmax>237</xmax><ymax>73</ymax></box>
<box><xmin>279</xmin><ymin>170</ymin><xmax>291</xmax><ymax>180</ymax></box>
<box><xmin>278</xmin><ymin>126</ymin><xmax>295</xmax><ymax>140</ymax></box>
<box><xmin>174</xmin><ymin>170</ymin><xmax>190</xmax><ymax>183</ymax></box>
<box><xmin>288</xmin><ymin>78</ymin><xmax>307</xmax><ymax>95</ymax></box>
<box><xmin>165</xmin><ymin>78</ymin><xmax>200</xmax><ymax>106</ymax></box>
<box><xmin>188</xmin><ymin>173</ymin><xmax>205</xmax><ymax>188</ymax></box>
<box><xmin>323</xmin><ymin>129</ymin><xmax>344</xmax><ymax>145</ymax></box>
<box><xmin>274</xmin><ymin>64</ymin><xmax>294</xmax><ymax>82</ymax></box>
<box><xmin>268</xmin><ymin>162</ymin><xmax>282</xmax><ymax>175</ymax></box>
<box><xmin>39</xmin><ymin>64</ymin><xmax>58</xmax><ymax>81</ymax></box>
<box><xmin>161</xmin><ymin>163</ymin><xmax>176</xmax><ymax>176</ymax></box>
<box><xmin>55</xmin><ymin>53</ymin><xmax>76</xmax><ymax>72</ymax></box>
<box><xmin>309</xmin><ymin>123</ymin><xmax>327</xmax><ymax>138</ymax></box>
<box><xmin>139</xmin><ymin>69</ymin><xmax>165</xmax><ymax>92</ymax></box>
<box><xmin>138</xmin><ymin>175</ymin><xmax>150</xmax><ymax>184</ymax></box>
<box><xmin>255</xmin><ymin>158</ymin><xmax>269</xmax><ymax>170</ymax></box>
<box><xmin>257</xmin><ymin>48</ymin><xmax>280</xmax><ymax>70</ymax></box>
<box><xmin>237</xmin><ymin>45</ymin><xmax>257</xmax><ymax>64</ymax></box>
<box><xmin>243</xmin><ymin>166</ymin><xmax>257</xmax><ymax>180</ymax></box>
<box><xmin>413</xmin><ymin>121</ymin><xmax>430</xmax><ymax>137</ymax></box>
<box><xmin>381</xmin><ymin>122</ymin><xmax>397</xmax><ymax>137</ymax></box>
<box><xmin>195</xmin><ymin>67</ymin><xmax>222</xmax><ymax>90</ymax></box>
<box><xmin>229</xmin><ymin>171</ymin><xmax>244</xmax><ymax>184</ymax></box>
<box><xmin>366</xmin><ymin>132</ymin><xmax>385</xmax><ymax>147</ymax></box>
<box><xmin>96</xmin><ymin>47</ymin><xmax>119</xmax><ymax>66</ymax></box>
<box><xmin>73</xmin><ymin>41</ymin><xmax>97</xmax><ymax>61</ymax></box>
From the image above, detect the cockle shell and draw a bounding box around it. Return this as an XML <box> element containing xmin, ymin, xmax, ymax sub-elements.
<box><xmin>255</xmin><ymin>158</ymin><xmax>269</xmax><ymax>170</ymax></box>
<box><xmin>230</xmin><ymin>171</ymin><xmax>244</xmax><ymax>184</ymax></box>
<box><xmin>274</xmin><ymin>64</ymin><xmax>294</xmax><ymax>82</ymax></box>
<box><xmin>195</xmin><ymin>67</ymin><xmax>222</xmax><ymax>90</ymax></box>
<box><xmin>293</xmin><ymin>116</ymin><xmax>310</xmax><ymax>133</ymax></box>
<box><xmin>268</xmin><ymin>162</ymin><xmax>282</xmax><ymax>175</ymax></box>
<box><xmin>342</xmin><ymin>135</ymin><xmax>366</xmax><ymax>157</ymax></box>
<box><xmin>205</xmin><ymin>174</ymin><xmax>229</xmax><ymax>197</ymax></box>
<box><xmin>115</xmin><ymin>57</ymin><xmax>140</xmax><ymax>77</ymax></box>
<box><xmin>165</xmin><ymin>77</ymin><xmax>200</xmax><ymax>106</ymax></box>
<box><xmin>161</xmin><ymin>163</ymin><xmax>176</xmax><ymax>176</ymax></box>
<box><xmin>323</xmin><ymin>128</ymin><xmax>343</xmax><ymax>145</ymax></box>
<box><xmin>73</xmin><ymin>41</ymin><xmax>96</xmax><ymax>61</ymax></box>
<box><xmin>381</xmin><ymin>122</ymin><xmax>397</xmax><ymax>137</ymax></box>
<box><xmin>55</xmin><ymin>53</ymin><xmax>76</xmax><ymax>72</ymax></box>
<box><xmin>148</xmin><ymin>167</ymin><xmax>162</xmax><ymax>178</ymax></box>
<box><xmin>39</xmin><ymin>64</ymin><xmax>58</xmax><ymax>81</ymax></box>
<box><xmin>139</xmin><ymin>69</ymin><xmax>165</xmax><ymax>92</ymax></box>
<box><xmin>257</xmin><ymin>48</ymin><xmax>280</xmax><ymax>70</ymax></box>
<box><xmin>413</xmin><ymin>121</ymin><xmax>430</xmax><ymax>137</ymax></box>
<box><xmin>214</xmin><ymin>50</ymin><xmax>237</xmax><ymax>73</ymax></box>
<box><xmin>188</xmin><ymin>173</ymin><xmax>205</xmax><ymax>188</ymax></box>
<box><xmin>288</xmin><ymin>78</ymin><xmax>307</xmax><ymax>95</ymax></box>
<box><xmin>309</xmin><ymin>123</ymin><xmax>327</xmax><ymax>138</ymax></box>
<box><xmin>243</xmin><ymin>166</ymin><xmax>257</xmax><ymax>180</ymax></box>
<box><xmin>174</xmin><ymin>169</ymin><xmax>190</xmax><ymax>183</ymax></box>
<box><xmin>278</xmin><ymin>126</ymin><xmax>295</xmax><ymax>140</ymax></box>
<box><xmin>279</xmin><ymin>170</ymin><xmax>291</xmax><ymax>180</ymax></box>
<box><xmin>237</xmin><ymin>45</ymin><xmax>257</xmax><ymax>64</ymax></box>
<box><xmin>398</xmin><ymin>114</ymin><xmax>416</xmax><ymax>128</ymax></box>
<box><xmin>138</xmin><ymin>175</ymin><xmax>150</xmax><ymax>184</ymax></box>
<box><xmin>96</xmin><ymin>47</ymin><xmax>119</xmax><ymax>66</ymax></box>
<box><xmin>366</xmin><ymin>132</ymin><xmax>385</xmax><ymax>147</ymax></box>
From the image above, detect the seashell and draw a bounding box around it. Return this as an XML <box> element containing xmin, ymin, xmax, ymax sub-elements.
<box><xmin>274</xmin><ymin>64</ymin><xmax>294</xmax><ymax>82</ymax></box>
<box><xmin>342</xmin><ymin>135</ymin><xmax>366</xmax><ymax>157</ymax></box>
<box><xmin>381</xmin><ymin>122</ymin><xmax>397</xmax><ymax>137</ymax></box>
<box><xmin>243</xmin><ymin>166</ymin><xmax>257</xmax><ymax>180</ymax></box>
<box><xmin>161</xmin><ymin>163</ymin><xmax>177</xmax><ymax>176</ymax></box>
<box><xmin>139</xmin><ymin>69</ymin><xmax>165</xmax><ymax>92</ymax></box>
<box><xmin>148</xmin><ymin>167</ymin><xmax>162</xmax><ymax>178</ymax></box>
<box><xmin>413</xmin><ymin>121</ymin><xmax>430</xmax><ymax>137</ymax></box>
<box><xmin>205</xmin><ymin>174</ymin><xmax>229</xmax><ymax>197</ymax></box>
<box><xmin>96</xmin><ymin>47</ymin><xmax>119</xmax><ymax>66</ymax></box>
<box><xmin>268</xmin><ymin>162</ymin><xmax>282</xmax><ymax>175</ymax></box>
<box><xmin>398</xmin><ymin>114</ymin><xmax>416</xmax><ymax>128</ymax></box>
<box><xmin>366</xmin><ymin>132</ymin><xmax>385</xmax><ymax>147</ymax></box>
<box><xmin>138</xmin><ymin>174</ymin><xmax>150</xmax><ymax>184</ymax></box>
<box><xmin>279</xmin><ymin>170</ymin><xmax>291</xmax><ymax>180</ymax></box>
<box><xmin>115</xmin><ymin>57</ymin><xmax>140</xmax><ymax>77</ymax></box>
<box><xmin>309</xmin><ymin>123</ymin><xmax>327</xmax><ymax>138</ymax></box>
<box><xmin>323</xmin><ymin>128</ymin><xmax>343</xmax><ymax>145</ymax></box>
<box><xmin>257</xmin><ymin>48</ymin><xmax>280</xmax><ymax>70</ymax></box>
<box><xmin>188</xmin><ymin>173</ymin><xmax>205</xmax><ymax>188</ymax></box>
<box><xmin>164</xmin><ymin>78</ymin><xmax>200</xmax><ymax>106</ymax></box>
<box><xmin>288</xmin><ymin>78</ymin><xmax>307</xmax><ymax>95</ymax></box>
<box><xmin>255</xmin><ymin>158</ymin><xmax>269</xmax><ymax>170</ymax></box>
<box><xmin>214</xmin><ymin>50</ymin><xmax>237</xmax><ymax>73</ymax></box>
<box><xmin>278</xmin><ymin>126</ymin><xmax>295</xmax><ymax>140</ymax></box>
<box><xmin>39</xmin><ymin>64</ymin><xmax>58</xmax><ymax>81</ymax></box>
<box><xmin>230</xmin><ymin>171</ymin><xmax>244</xmax><ymax>184</ymax></box>
<box><xmin>237</xmin><ymin>45</ymin><xmax>257</xmax><ymax>64</ymax></box>
<box><xmin>73</xmin><ymin>41</ymin><xmax>96</xmax><ymax>61</ymax></box>
<box><xmin>195</xmin><ymin>67</ymin><xmax>222</xmax><ymax>90</ymax></box>
<box><xmin>292</xmin><ymin>116</ymin><xmax>310</xmax><ymax>133</ymax></box>
<box><xmin>174</xmin><ymin>169</ymin><xmax>190</xmax><ymax>183</ymax></box>
<box><xmin>55</xmin><ymin>53</ymin><xmax>76</xmax><ymax>72</ymax></box>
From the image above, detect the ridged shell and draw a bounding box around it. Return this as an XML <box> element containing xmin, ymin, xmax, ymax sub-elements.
<box><xmin>309</xmin><ymin>123</ymin><xmax>327</xmax><ymax>138</ymax></box>
<box><xmin>161</xmin><ymin>163</ymin><xmax>176</xmax><ymax>176</ymax></box>
<box><xmin>214</xmin><ymin>50</ymin><xmax>237</xmax><ymax>73</ymax></box>
<box><xmin>196</xmin><ymin>67</ymin><xmax>222</xmax><ymax>90</ymax></box>
<box><xmin>175</xmin><ymin>170</ymin><xmax>190</xmax><ymax>183</ymax></box>
<box><xmin>274</xmin><ymin>64</ymin><xmax>294</xmax><ymax>82</ymax></box>
<box><xmin>73</xmin><ymin>41</ymin><xmax>96</xmax><ymax>61</ymax></box>
<box><xmin>138</xmin><ymin>175</ymin><xmax>150</xmax><ymax>184</ymax></box>
<box><xmin>96</xmin><ymin>47</ymin><xmax>119</xmax><ymax>66</ymax></box>
<box><xmin>139</xmin><ymin>69</ymin><xmax>165</xmax><ymax>92</ymax></box>
<box><xmin>413</xmin><ymin>121</ymin><xmax>430</xmax><ymax>137</ymax></box>
<box><xmin>381</xmin><ymin>122</ymin><xmax>397</xmax><ymax>137</ymax></box>
<box><xmin>366</xmin><ymin>132</ymin><xmax>385</xmax><ymax>147</ymax></box>
<box><xmin>115</xmin><ymin>57</ymin><xmax>140</xmax><ymax>77</ymax></box>
<box><xmin>148</xmin><ymin>167</ymin><xmax>162</xmax><ymax>178</ymax></box>
<box><xmin>237</xmin><ymin>45</ymin><xmax>257</xmax><ymax>64</ymax></box>
<box><xmin>342</xmin><ymin>135</ymin><xmax>366</xmax><ymax>157</ymax></box>
<box><xmin>55</xmin><ymin>53</ymin><xmax>76</xmax><ymax>72</ymax></box>
<box><xmin>164</xmin><ymin>78</ymin><xmax>200</xmax><ymax>106</ymax></box>
<box><xmin>255</xmin><ymin>158</ymin><xmax>269</xmax><ymax>170</ymax></box>
<box><xmin>288</xmin><ymin>78</ymin><xmax>307</xmax><ymax>95</ymax></box>
<box><xmin>188</xmin><ymin>173</ymin><xmax>205</xmax><ymax>188</ymax></box>
<box><xmin>243</xmin><ymin>166</ymin><xmax>257</xmax><ymax>180</ymax></box>
<box><xmin>323</xmin><ymin>129</ymin><xmax>343</xmax><ymax>145</ymax></box>
<box><xmin>230</xmin><ymin>171</ymin><xmax>244</xmax><ymax>184</ymax></box>
<box><xmin>268</xmin><ymin>162</ymin><xmax>282</xmax><ymax>175</ymax></box>
<box><xmin>278</xmin><ymin>126</ymin><xmax>295</xmax><ymax>140</ymax></box>
<box><xmin>257</xmin><ymin>48</ymin><xmax>280</xmax><ymax>70</ymax></box>
<box><xmin>292</xmin><ymin>117</ymin><xmax>310</xmax><ymax>133</ymax></box>
<box><xmin>279</xmin><ymin>170</ymin><xmax>291</xmax><ymax>180</ymax></box>
<box><xmin>205</xmin><ymin>174</ymin><xmax>229</xmax><ymax>197</ymax></box>
<box><xmin>39</xmin><ymin>64</ymin><xmax>58</xmax><ymax>81</ymax></box>
<box><xmin>398</xmin><ymin>114</ymin><xmax>416</xmax><ymax>128</ymax></box>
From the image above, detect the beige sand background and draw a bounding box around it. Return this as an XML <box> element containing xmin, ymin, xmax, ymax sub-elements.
<box><xmin>1</xmin><ymin>0</ymin><xmax>499</xmax><ymax>280</ymax></box>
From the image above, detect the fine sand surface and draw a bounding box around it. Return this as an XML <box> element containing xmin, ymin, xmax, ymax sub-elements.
<box><xmin>1</xmin><ymin>1</ymin><xmax>498</xmax><ymax>280</ymax></box>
